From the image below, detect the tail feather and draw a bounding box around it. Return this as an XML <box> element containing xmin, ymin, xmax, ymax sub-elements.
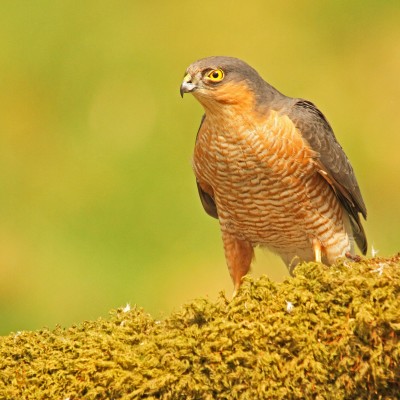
<box><xmin>350</xmin><ymin>215</ymin><xmax>367</xmax><ymax>255</ymax></box>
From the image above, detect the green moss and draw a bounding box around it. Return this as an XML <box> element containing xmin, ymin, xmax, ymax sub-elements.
<box><xmin>1</xmin><ymin>256</ymin><xmax>399</xmax><ymax>399</ymax></box>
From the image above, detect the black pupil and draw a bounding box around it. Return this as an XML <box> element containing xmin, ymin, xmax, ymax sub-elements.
<box><xmin>212</xmin><ymin>71</ymin><xmax>220</xmax><ymax>78</ymax></box>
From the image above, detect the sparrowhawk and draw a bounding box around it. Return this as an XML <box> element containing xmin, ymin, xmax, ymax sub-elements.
<box><xmin>180</xmin><ymin>56</ymin><xmax>367</xmax><ymax>292</ymax></box>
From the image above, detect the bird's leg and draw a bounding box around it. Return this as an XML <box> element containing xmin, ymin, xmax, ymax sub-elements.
<box><xmin>221</xmin><ymin>230</ymin><xmax>254</xmax><ymax>296</ymax></box>
<box><xmin>312</xmin><ymin>238</ymin><xmax>322</xmax><ymax>263</ymax></box>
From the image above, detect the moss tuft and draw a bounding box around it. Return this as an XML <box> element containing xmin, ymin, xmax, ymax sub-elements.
<box><xmin>1</xmin><ymin>256</ymin><xmax>399</xmax><ymax>399</ymax></box>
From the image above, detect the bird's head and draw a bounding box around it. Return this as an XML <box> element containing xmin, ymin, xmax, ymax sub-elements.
<box><xmin>180</xmin><ymin>56</ymin><xmax>269</xmax><ymax>114</ymax></box>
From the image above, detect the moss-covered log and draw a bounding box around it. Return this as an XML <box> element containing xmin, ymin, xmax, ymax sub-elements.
<box><xmin>1</xmin><ymin>256</ymin><xmax>399</xmax><ymax>399</ymax></box>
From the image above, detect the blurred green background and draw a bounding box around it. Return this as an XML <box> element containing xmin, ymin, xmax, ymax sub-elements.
<box><xmin>0</xmin><ymin>1</ymin><xmax>399</xmax><ymax>334</ymax></box>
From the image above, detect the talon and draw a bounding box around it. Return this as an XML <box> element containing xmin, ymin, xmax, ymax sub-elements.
<box><xmin>345</xmin><ymin>252</ymin><xmax>361</xmax><ymax>262</ymax></box>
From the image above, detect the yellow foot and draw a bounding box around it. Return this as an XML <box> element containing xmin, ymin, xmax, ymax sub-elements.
<box><xmin>232</xmin><ymin>282</ymin><xmax>240</xmax><ymax>298</ymax></box>
<box><xmin>313</xmin><ymin>239</ymin><xmax>322</xmax><ymax>263</ymax></box>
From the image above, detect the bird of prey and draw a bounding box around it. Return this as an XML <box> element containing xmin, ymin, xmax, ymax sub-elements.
<box><xmin>180</xmin><ymin>56</ymin><xmax>367</xmax><ymax>292</ymax></box>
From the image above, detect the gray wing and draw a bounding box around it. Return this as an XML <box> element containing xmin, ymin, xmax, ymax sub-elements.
<box><xmin>195</xmin><ymin>115</ymin><xmax>218</xmax><ymax>219</ymax></box>
<box><xmin>288</xmin><ymin>99</ymin><xmax>367</xmax><ymax>254</ymax></box>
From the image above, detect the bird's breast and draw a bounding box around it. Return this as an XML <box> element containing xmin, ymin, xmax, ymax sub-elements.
<box><xmin>192</xmin><ymin>110</ymin><xmax>342</xmax><ymax>249</ymax></box>
<box><xmin>193</xmin><ymin>110</ymin><xmax>316</xmax><ymax>194</ymax></box>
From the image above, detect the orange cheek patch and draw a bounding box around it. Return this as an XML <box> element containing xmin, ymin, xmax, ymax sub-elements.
<box><xmin>212</xmin><ymin>81</ymin><xmax>255</xmax><ymax>108</ymax></box>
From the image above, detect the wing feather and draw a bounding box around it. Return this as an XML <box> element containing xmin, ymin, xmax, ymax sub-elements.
<box><xmin>288</xmin><ymin>99</ymin><xmax>367</xmax><ymax>254</ymax></box>
<box><xmin>194</xmin><ymin>115</ymin><xmax>218</xmax><ymax>219</ymax></box>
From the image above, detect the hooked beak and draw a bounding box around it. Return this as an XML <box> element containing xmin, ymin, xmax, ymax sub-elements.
<box><xmin>180</xmin><ymin>73</ymin><xmax>197</xmax><ymax>97</ymax></box>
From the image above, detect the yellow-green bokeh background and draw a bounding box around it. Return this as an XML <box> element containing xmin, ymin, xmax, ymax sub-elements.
<box><xmin>1</xmin><ymin>1</ymin><xmax>399</xmax><ymax>334</ymax></box>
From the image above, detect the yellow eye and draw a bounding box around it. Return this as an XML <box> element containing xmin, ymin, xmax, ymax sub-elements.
<box><xmin>207</xmin><ymin>69</ymin><xmax>224</xmax><ymax>82</ymax></box>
